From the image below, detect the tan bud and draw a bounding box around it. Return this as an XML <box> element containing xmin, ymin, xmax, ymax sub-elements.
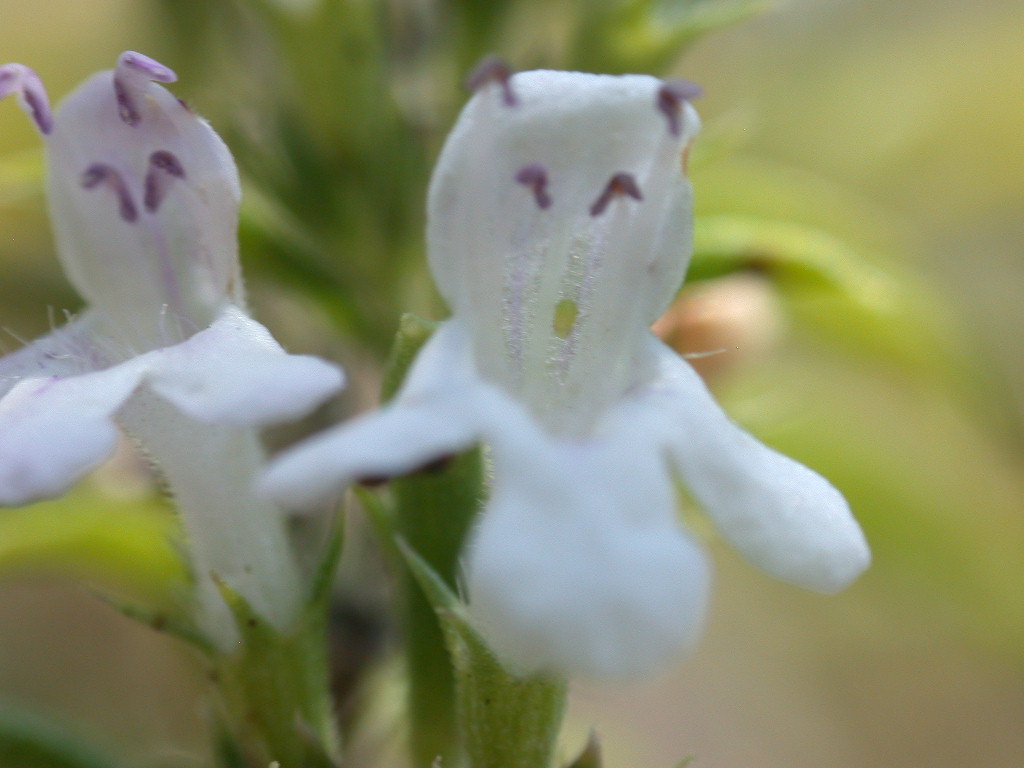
<box><xmin>653</xmin><ymin>272</ymin><xmax>786</xmax><ymax>381</ymax></box>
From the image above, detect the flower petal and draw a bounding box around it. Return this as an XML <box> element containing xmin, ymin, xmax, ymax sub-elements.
<box><xmin>44</xmin><ymin>53</ymin><xmax>242</xmax><ymax>345</ymax></box>
<box><xmin>0</xmin><ymin>307</ymin><xmax>341</xmax><ymax>507</ymax></box>
<box><xmin>262</xmin><ymin>319</ymin><xmax>483</xmax><ymax>510</ymax></box>
<box><xmin>117</xmin><ymin>396</ymin><xmax>304</xmax><ymax>643</ymax></box>
<box><xmin>428</xmin><ymin>70</ymin><xmax>699</xmax><ymax>436</ymax></box>
<box><xmin>0</xmin><ymin>356</ymin><xmax>147</xmax><ymax>505</ymax></box>
<box><xmin>467</xmin><ymin>424</ymin><xmax>709</xmax><ymax>679</ymax></box>
<box><xmin>145</xmin><ymin>305</ymin><xmax>343</xmax><ymax>426</ymax></box>
<box><xmin>628</xmin><ymin>340</ymin><xmax>870</xmax><ymax>593</ymax></box>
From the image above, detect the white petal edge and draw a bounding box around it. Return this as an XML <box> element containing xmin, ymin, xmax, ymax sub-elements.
<box><xmin>261</xmin><ymin>319</ymin><xmax>487</xmax><ymax>511</ymax></box>
<box><xmin>623</xmin><ymin>339</ymin><xmax>870</xmax><ymax>593</ymax></box>
<box><xmin>0</xmin><ymin>355</ymin><xmax>145</xmax><ymax>505</ymax></box>
<box><xmin>0</xmin><ymin>306</ymin><xmax>342</xmax><ymax>506</ymax></box>
<box><xmin>467</xmin><ymin>425</ymin><xmax>709</xmax><ymax>679</ymax></box>
<box><xmin>146</xmin><ymin>305</ymin><xmax>344</xmax><ymax>426</ymax></box>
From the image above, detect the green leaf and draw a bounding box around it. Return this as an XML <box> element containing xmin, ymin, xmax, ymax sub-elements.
<box><xmin>92</xmin><ymin>592</ymin><xmax>213</xmax><ymax>654</ymax></box>
<box><xmin>307</xmin><ymin>508</ymin><xmax>346</xmax><ymax>612</ymax></box>
<box><xmin>0</xmin><ymin>702</ymin><xmax>124</xmax><ymax>768</ymax></box>
<box><xmin>393</xmin><ymin>445</ymin><xmax>486</xmax><ymax>764</ymax></box>
<box><xmin>570</xmin><ymin>0</ymin><xmax>773</xmax><ymax>73</ymax></box>
<box><xmin>352</xmin><ymin>485</ymin><xmax>396</xmax><ymax>550</ymax></box>
<box><xmin>398</xmin><ymin>541</ymin><xmax>568</xmax><ymax>768</ymax></box>
<box><xmin>690</xmin><ymin>214</ymin><xmax>965</xmax><ymax>381</ymax></box>
<box><xmin>395</xmin><ymin>537</ymin><xmax>465</xmax><ymax>617</ymax></box>
<box><xmin>0</xmin><ymin>489</ymin><xmax>189</xmax><ymax>605</ymax></box>
<box><xmin>210</xmin><ymin>578</ymin><xmax>342</xmax><ymax>768</ymax></box>
<box><xmin>377</xmin><ymin>314</ymin><xmax>489</xmax><ymax>767</ymax></box>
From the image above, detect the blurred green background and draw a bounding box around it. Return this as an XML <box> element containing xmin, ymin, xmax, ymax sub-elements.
<box><xmin>0</xmin><ymin>0</ymin><xmax>1021</xmax><ymax>767</ymax></box>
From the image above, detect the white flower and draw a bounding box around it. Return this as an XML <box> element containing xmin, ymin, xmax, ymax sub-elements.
<box><xmin>0</xmin><ymin>53</ymin><xmax>344</xmax><ymax>642</ymax></box>
<box><xmin>262</xmin><ymin>66</ymin><xmax>869</xmax><ymax>677</ymax></box>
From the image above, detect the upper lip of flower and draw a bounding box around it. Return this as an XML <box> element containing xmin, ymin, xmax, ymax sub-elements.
<box><xmin>261</xmin><ymin>65</ymin><xmax>870</xmax><ymax>678</ymax></box>
<box><xmin>427</xmin><ymin>68</ymin><xmax>703</xmax><ymax>437</ymax></box>
<box><xmin>10</xmin><ymin>51</ymin><xmax>245</xmax><ymax>348</ymax></box>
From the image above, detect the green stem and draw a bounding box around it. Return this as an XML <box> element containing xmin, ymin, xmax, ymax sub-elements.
<box><xmin>211</xmin><ymin>576</ymin><xmax>343</xmax><ymax>768</ymax></box>
<box><xmin>382</xmin><ymin>316</ymin><xmax>570</xmax><ymax>767</ymax></box>
<box><xmin>399</xmin><ymin>544</ymin><xmax>569</xmax><ymax>768</ymax></box>
<box><xmin>393</xmin><ymin>448</ymin><xmax>484</xmax><ymax>767</ymax></box>
<box><xmin>383</xmin><ymin>315</ymin><xmax>486</xmax><ymax>767</ymax></box>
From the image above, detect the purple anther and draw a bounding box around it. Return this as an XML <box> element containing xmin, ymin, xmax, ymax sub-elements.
<box><xmin>82</xmin><ymin>163</ymin><xmax>138</xmax><ymax>223</ymax></box>
<box><xmin>589</xmin><ymin>173</ymin><xmax>643</xmax><ymax>217</ymax></box>
<box><xmin>657</xmin><ymin>79</ymin><xmax>702</xmax><ymax>137</ymax></box>
<box><xmin>0</xmin><ymin>63</ymin><xmax>54</xmax><ymax>135</ymax></box>
<box><xmin>152</xmin><ymin>150</ymin><xmax>185</xmax><ymax>176</ymax></box>
<box><xmin>143</xmin><ymin>150</ymin><xmax>186</xmax><ymax>212</ymax></box>
<box><xmin>113</xmin><ymin>51</ymin><xmax>178</xmax><ymax>127</ymax></box>
<box><xmin>118</xmin><ymin>51</ymin><xmax>177</xmax><ymax>84</ymax></box>
<box><xmin>465</xmin><ymin>55</ymin><xmax>517</xmax><ymax>107</ymax></box>
<box><xmin>515</xmin><ymin>163</ymin><xmax>552</xmax><ymax>210</ymax></box>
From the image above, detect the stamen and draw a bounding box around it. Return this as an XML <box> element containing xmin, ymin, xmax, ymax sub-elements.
<box><xmin>143</xmin><ymin>150</ymin><xmax>186</xmax><ymax>212</ymax></box>
<box><xmin>151</xmin><ymin>150</ymin><xmax>185</xmax><ymax>176</ymax></box>
<box><xmin>82</xmin><ymin>163</ymin><xmax>138</xmax><ymax>223</ymax></box>
<box><xmin>656</xmin><ymin>79</ymin><xmax>702</xmax><ymax>137</ymax></box>
<box><xmin>112</xmin><ymin>78</ymin><xmax>137</xmax><ymax>126</ymax></box>
<box><xmin>113</xmin><ymin>50</ymin><xmax>177</xmax><ymax>127</ymax></box>
<box><xmin>515</xmin><ymin>163</ymin><xmax>552</xmax><ymax>209</ymax></box>
<box><xmin>589</xmin><ymin>173</ymin><xmax>643</xmax><ymax>217</ymax></box>
<box><xmin>466</xmin><ymin>55</ymin><xmax>517</xmax><ymax>107</ymax></box>
<box><xmin>0</xmin><ymin>63</ymin><xmax>54</xmax><ymax>135</ymax></box>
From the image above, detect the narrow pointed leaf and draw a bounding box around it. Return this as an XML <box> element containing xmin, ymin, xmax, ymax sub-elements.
<box><xmin>307</xmin><ymin>508</ymin><xmax>346</xmax><ymax>610</ymax></box>
<box><xmin>92</xmin><ymin>591</ymin><xmax>213</xmax><ymax>654</ymax></box>
<box><xmin>398</xmin><ymin>541</ymin><xmax>568</xmax><ymax>768</ymax></box>
<box><xmin>210</xmin><ymin>577</ymin><xmax>343</xmax><ymax>767</ymax></box>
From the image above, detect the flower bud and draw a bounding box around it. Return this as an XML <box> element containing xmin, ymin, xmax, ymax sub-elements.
<box><xmin>653</xmin><ymin>272</ymin><xmax>786</xmax><ymax>381</ymax></box>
